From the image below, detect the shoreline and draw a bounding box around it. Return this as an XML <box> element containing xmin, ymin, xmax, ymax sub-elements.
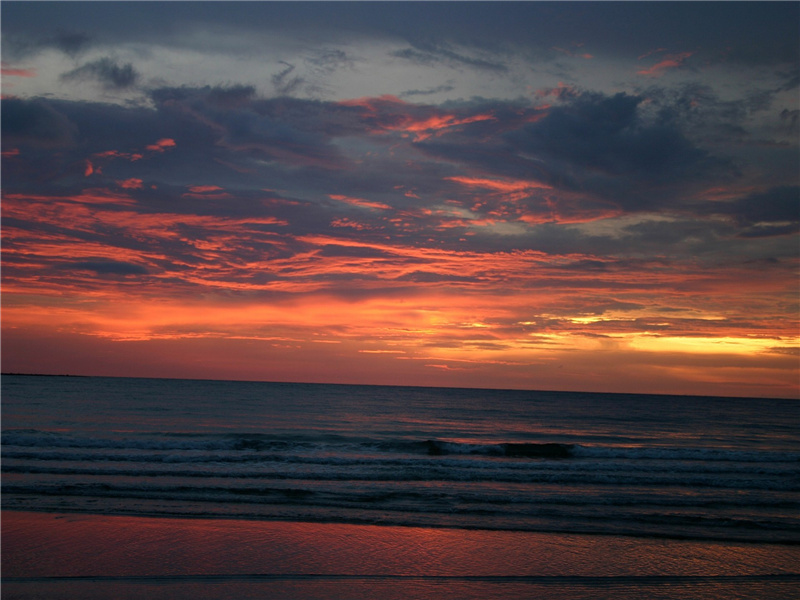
<box><xmin>5</xmin><ymin>510</ymin><xmax>799</xmax><ymax>600</ymax></box>
<box><xmin>3</xmin><ymin>505</ymin><xmax>798</xmax><ymax>547</ymax></box>
<box><xmin>4</xmin><ymin>510</ymin><xmax>798</xmax><ymax>576</ymax></box>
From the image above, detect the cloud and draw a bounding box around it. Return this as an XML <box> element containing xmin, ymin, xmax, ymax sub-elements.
<box><xmin>145</xmin><ymin>138</ymin><xmax>176</xmax><ymax>152</ymax></box>
<box><xmin>49</xmin><ymin>30</ymin><xmax>93</xmax><ymax>57</ymax></box>
<box><xmin>502</xmin><ymin>92</ymin><xmax>728</xmax><ymax>211</ymax></box>
<box><xmin>411</xmin><ymin>91</ymin><xmax>731</xmax><ymax>221</ymax></box>
<box><xmin>149</xmin><ymin>86</ymin><xmax>355</xmax><ymax>170</ymax></box>
<box><xmin>1</xmin><ymin>64</ymin><xmax>37</xmax><ymax>77</ymax></box>
<box><xmin>781</xmin><ymin>109</ymin><xmax>799</xmax><ymax>134</ymax></box>
<box><xmin>391</xmin><ymin>44</ymin><xmax>507</xmax><ymax>72</ymax></box>
<box><xmin>304</xmin><ymin>48</ymin><xmax>354</xmax><ymax>75</ymax></box>
<box><xmin>272</xmin><ymin>61</ymin><xmax>304</xmax><ymax>96</ymax></box>
<box><xmin>400</xmin><ymin>84</ymin><xmax>456</xmax><ymax>98</ymax></box>
<box><xmin>2</xmin><ymin>29</ymin><xmax>93</xmax><ymax>60</ymax></box>
<box><xmin>206</xmin><ymin>85</ymin><xmax>257</xmax><ymax>108</ymax></box>
<box><xmin>637</xmin><ymin>51</ymin><xmax>693</xmax><ymax>77</ymax></box>
<box><xmin>1</xmin><ymin>97</ymin><xmax>77</xmax><ymax>147</ymax></box>
<box><xmin>61</xmin><ymin>57</ymin><xmax>140</xmax><ymax>89</ymax></box>
<box><xmin>65</xmin><ymin>260</ymin><xmax>149</xmax><ymax>275</ymax></box>
<box><xmin>724</xmin><ymin>186</ymin><xmax>800</xmax><ymax>238</ymax></box>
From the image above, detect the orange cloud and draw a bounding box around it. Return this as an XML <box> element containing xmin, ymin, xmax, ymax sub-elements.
<box><xmin>446</xmin><ymin>176</ymin><xmax>551</xmax><ymax>193</ymax></box>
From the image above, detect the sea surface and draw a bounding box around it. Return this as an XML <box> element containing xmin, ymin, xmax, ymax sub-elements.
<box><xmin>3</xmin><ymin>374</ymin><xmax>799</xmax><ymax>544</ymax></box>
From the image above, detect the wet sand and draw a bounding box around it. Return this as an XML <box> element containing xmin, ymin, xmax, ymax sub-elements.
<box><xmin>3</xmin><ymin>511</ymin><xmax>799</xmax><ymax>599</ymax></box>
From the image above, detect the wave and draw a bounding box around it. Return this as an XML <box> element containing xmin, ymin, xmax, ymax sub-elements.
<box><xmin>4</xmin><ymin>479</ymin><xmax>798</xmax><ymax>545</ymax></box>
<box><xmin>5</xmin><ymin>430</ymin><xmax>800</xmax><ymax>464</ymax></box>
<box><xmin>6</xmin><ymin>448</ymin><xmax>794</xmax><ymax>477</ymax></box>
<box><xmin>5</xmin><ymin>463</ymin><xmax>799</xmax><ymax>491</ymax></box>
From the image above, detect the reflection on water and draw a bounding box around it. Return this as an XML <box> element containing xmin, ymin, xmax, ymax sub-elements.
<box><xmin>3</xmin><ymin>512</ymin><xmax>799</xmax><ymax>600</ymax></box>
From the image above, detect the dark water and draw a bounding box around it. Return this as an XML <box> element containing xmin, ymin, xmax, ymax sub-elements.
<box><xmin>3</xmin><ymin>375</ymin><xmax>799</xmax><ymax>543</ymax></box>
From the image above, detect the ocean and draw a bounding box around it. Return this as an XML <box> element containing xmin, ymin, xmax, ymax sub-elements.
<box><xmin>3</xmin><ymin>374</ymin><xmax>799</xmax><ymax>599</ymax></box>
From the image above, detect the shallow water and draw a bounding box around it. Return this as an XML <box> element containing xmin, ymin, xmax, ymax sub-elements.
<box><xmin>4</xmin><ymin>512</ymin><xmax>799</xmax><ymax>600</ymax></box>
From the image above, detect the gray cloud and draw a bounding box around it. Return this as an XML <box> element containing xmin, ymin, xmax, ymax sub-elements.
<box><xmin>2</xmin><ymin>29</ymin><xmax>93</xmax><ymax>60</ymax></box>
<box><xmin>391</xmin><ymin>42</ymin><xmax>507</xmax><ymax>72</ymax></box>
<box><xmin>400</xmin><ymin>84</ymin><xmax>456</xmax><ymax>98</ymax></box>
<box><xmin>271</xmin><ymin>62</ymin><xmax>304</xmax><ymax>97</ymax></box>
<box><xmin>61</xmin><ymin>57</ymin><xmax>140</xmax><ymax>90</ymax></box>
<box><xmin>304</xmin><ymin>49</ymin><xmax>354</xmax><ymax>75</ymax></box>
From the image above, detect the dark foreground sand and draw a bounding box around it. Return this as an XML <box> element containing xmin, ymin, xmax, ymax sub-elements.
<box><xmin>3</xmin><ymin>511</ymin><xmax>798</xmax><ymax>600</ymax></box>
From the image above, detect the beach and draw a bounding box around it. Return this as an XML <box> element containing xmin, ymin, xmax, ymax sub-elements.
<box><xmin>4</xmin><ymin>510</ymin><xmax>799</xmax><ymax>600</ymax></box>
<box><xmin>3</xmin><ymin>376</ymin><xmax>799</xmax><ymax>599</ymax></box>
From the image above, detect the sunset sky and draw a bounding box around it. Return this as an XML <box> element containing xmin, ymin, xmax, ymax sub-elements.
<box><xmin>2</xmin><ymin>2</ymin><xmax>798</xmax><ymax>398</ymax></box>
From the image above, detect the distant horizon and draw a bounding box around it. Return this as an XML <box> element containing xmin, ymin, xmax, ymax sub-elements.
<box><xmin>2</xmin><ymin>2</ymin><xmax>798</xmax><ymax>400</ymax></box>
<box><xmin>3</xmin><ymin>371</ymin><xmax>796</xmax><ymax>401</ymax></box>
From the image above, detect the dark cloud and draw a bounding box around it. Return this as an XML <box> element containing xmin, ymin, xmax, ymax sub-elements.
<box><xmin>733</xmin><ymin>186</ymin><xmax>799</xmax><ymax>225</ymax></box>
<box><xmin>1</xmin><ymin>98</ymin><xmax>77</xmax><ymax>148</ymax></box>
<box><xmin>2</xmin><ymin>28</ymin><xmax>93</xmax><ymax>60</ymax></box>
<box><xmin>416</xmin><ymin>91</ymin><xmax>732</xmax><ymax>215</ymax></box>
<box><xmin>507</xmin><ymin>92</ymin><xmax>713</xmax><ymax>189</ymax></box>
<box><xmin>50</xmin><ymin>30</ymin><xmax>93</xmax><ymax>57</ymax></box>
<box><xmin>65</xmin><ymin>260</ymin><xmax>149</xmax><ymax>275</ymax></box>
<box><xmin>1</xmin><ymin>82</ymin><xmax>794</xmax><ymax>267</ymax></box>
<box><xmin>206</xmin><ymin>85</ymin><xmax>257</xmax><ymax>108</ymax></box>
<box><xmin>781</xmin><ymin>109</ymin><xmax>799</xmax><ymax>135</ymax></box>
<box><xmin>61</xmin><ymin>57</ymin><xmax>140</xmax><ymax>90</ymax></box>
<box><xmin>3</xmin><ymin>2</ymin><xmax>797</xmax><ymax>68</ymax></box>
<box><xmin>316</xmin><ymin>245</ymin><xmax>396</xmax><ymax>259</ymax></box>
<box><xmin>727</xmin><ymin>186</ymin><xmax>800</xmax><ymax>238</ymax></box>
<box><xmin>777</xmin><ymin>67</ymin><xmax>800</xmax><ymax>92</ymax></box>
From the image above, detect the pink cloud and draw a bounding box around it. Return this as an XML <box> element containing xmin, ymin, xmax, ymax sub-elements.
<box><xmin>552</xmin><ymin>46</ymin><xmax>593</xmax><ymax>60</ymax></box>
<box><xmin>329</xmin><ymin>194</ymin><xmax>392</xmax><ymax>211</ymax></box>
<box><xmin>638</xmin><ymin>48</ymin><xmax>668</xmax><ymax>60</ymax></box>
<box><xmin>188</xmin><ymin>185</ymin><xmax>224</xmax><ymax>193</ymax></box>
<box><xmin>117</xmin><ymin>178</ymin><xmax>144</xmax><ymax>189</ymax></box>
<box><xmin>146</xmin><ymin>138</ymin><xmax>177</xmax><ymax>152</ymax></box>
<box><xmin>339</xmin><ymin>95</ymin><xmax>495</xmax><ymax>141</ymax></box>
<box><xmin>94</xmin><ymin>150</ymin><xmax>144</xmax><ymax>162</ymax></box>
<box><xmin>1</xmin><ymin>65</ymin><xmax>37</xmax><ymax>77</ymax></box>
<box><xmin>637</xmin><ymin>52</ymin><xmax>693</xmax><ymax>77</ymax></box>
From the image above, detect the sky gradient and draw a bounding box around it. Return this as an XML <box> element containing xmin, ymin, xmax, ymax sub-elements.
<box><xmin>2</xmin><ymin>2</ymin><xmax>798</xmax><ymax>397</ymax></box>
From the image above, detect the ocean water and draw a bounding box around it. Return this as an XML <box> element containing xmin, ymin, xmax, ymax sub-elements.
<box><xmin>3</xmin><ymin>374</ymin><xmax>799</xmax><ymax>544</ymax></box>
